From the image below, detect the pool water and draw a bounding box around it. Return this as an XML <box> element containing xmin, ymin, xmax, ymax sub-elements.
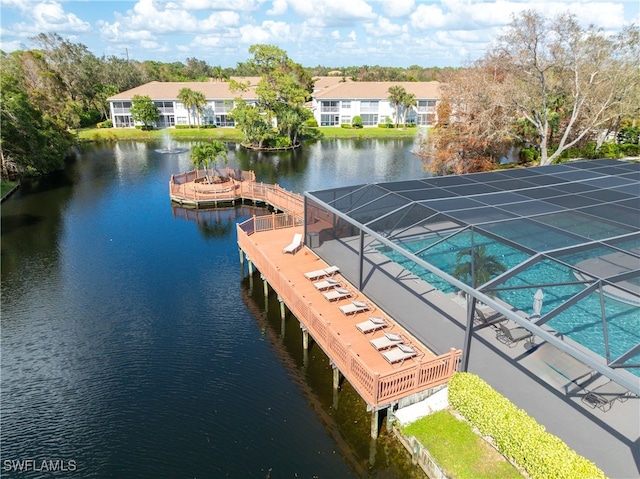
<box><xmin>376</xmin><ymin>231</ymin><xmax>640</xmax><ymax>375</ymax></box>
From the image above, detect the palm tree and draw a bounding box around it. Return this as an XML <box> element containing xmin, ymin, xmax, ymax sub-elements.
<box><xmin>190</xmin><ymin>141</ymin><xmax>228</xmax><ymax>183</ymax></box>
<box><xmin>387</xmin><ymin>85</ymin><xmax>406</xmax><ymax>129</ymax></box>
<box><xmin>453</xmin><ymin>245</ymin><xmax>506</xmax><ymax>289</ymax></box>
<box><xmin>191</xmin><ymin>90</ymin><xmax>207</xmax><ymax>128</ymax></box>
<box><xmin>177</xmin><ymin>87</ymin><xmax>194</xmax><ymax>128</ymax></box>
<box><xmin>400</xmin><ymin>92</ymin><xmax>417</xmax><ymax>129</ymax></box>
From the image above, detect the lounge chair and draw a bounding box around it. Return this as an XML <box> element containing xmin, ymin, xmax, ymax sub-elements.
<box><xmin>323</xmin><ymin>287</ymin><xmax>352</xmax><ymax>302</ymax></box>
<box><xmin>496</xmin><ymin>322</ymin><xmax>534</xmax><ymax>347</ymax></box>
<box><xmin>355</xmin><ymin>316</ymin><xmax>388</xmax><ymax>334</ymax></box>
<box><xmin>339</xmin><ymin>300</ymin><xmax>370</xmax><ymax>316</ymax></box>
<box><xmin>581</xmin><ymin>380</ymin><xmax>633</xmax><ymax>412</ymax></box>
<box><xmin>529</xmin><ymin>343</ymin><xmax>595</xmax><ymax>391</ymax></box>
<box><xmin>370</xmin><ymin>332</ymin><xmax>403</xmax><ymax>351</ymax></box>
<box><xmin>283</xmin><ymin>233</ymin><xmax>303</xmax><ymax>254</ymax></box>
<box><xmin>474</xmin><ymin>310</ymin><xmax>507</xmax><ymax>329</ymax></box>
<box><xmin>382</xmin><ymin>344</ymin><xmax>417</xmax><ymax>365</ymax></box>
<box><xmin>304</xmin><ymin>266</ymin><xmax>340</xmax><ymax>281</ymax></box>
<box><xmin>313</xmin><ymin>278</ymin><xmax>340</xmax><ymax>291</ymax></box>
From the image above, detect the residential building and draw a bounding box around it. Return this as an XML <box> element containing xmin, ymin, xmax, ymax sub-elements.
<box><xmin>311</xmin><ymin>81</ymin><xmax>441</xmax><ymax>127</ymax></box>
<box><xmin>107</xmin><ymin>78</ymin><xmax>441</xmax><ymax>128</ymax></box>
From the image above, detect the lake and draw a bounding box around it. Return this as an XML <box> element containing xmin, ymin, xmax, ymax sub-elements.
<box><xmin>1</xmin><ymin>137</ymin><xmax>429</xmax><ymax>478</ymax></box>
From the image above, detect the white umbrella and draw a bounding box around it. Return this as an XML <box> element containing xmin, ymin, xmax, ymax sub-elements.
<box><xmin>532</xmin><ymin>288</ymin><xmax>544</xmax><ymax>318</ymax></box>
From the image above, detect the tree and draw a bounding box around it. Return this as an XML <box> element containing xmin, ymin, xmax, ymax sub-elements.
<box><xmin>177</xmin><ymin>87</ymin><xmax>195</xmax><ymax>128</ymax></box>
<box><xmin>400</xmin><ymin>92</ymin><xmax>417</xmax><ymax>128</ymax></box>
<box><xmin>388</xmin><ymin>85</ymin><xmax>406</xmax><ymax>128</ymax></box>
<box><xmin>494</xmin><ymin>11</ymin><xmax>639</xmax><ymax>165</ymax></box>
<box><xmin>130</xmin><ymin>94</ymin><xmax>158</xmax><ymax>129</ymax></box>
<box><xmin>1</xmin><ymin>70</ymin><xmax>72</xmax><ymax>176</ymax></box>
<box><xmin>453</xmin><ymin>245</ymin><xmax>506</xmax><ymax>289</ymax></box>
<box><xmin>416</xmin><ymin>11</ymin><xmax>639</xmax><ymax>172</ymax></box>
<box><xmin>191</xmin><ymin>141</ymin><xmax>228</xmax><ymax>183</ymax></box>
<box><xmin>191</xmin><ymin>90</ymin><xmax>207</xmax><ymax>128</ymax></box>
<box><xmin>231</xmin><ymin>45</ymin><xmax>311</xmax><ymax>149</ymax></box>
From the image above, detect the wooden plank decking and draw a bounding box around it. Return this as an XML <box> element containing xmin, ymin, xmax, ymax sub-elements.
<box><xmin>237</xmin><ymin>221</ymin><xmax>461</xmax><ymax>409</ymax></box>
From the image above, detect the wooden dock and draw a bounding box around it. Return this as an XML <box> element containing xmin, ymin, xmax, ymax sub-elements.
<box><xmin>172</xmin><ymin>170</ymin><xmax>462</xmax><ymax>435</ymax></box>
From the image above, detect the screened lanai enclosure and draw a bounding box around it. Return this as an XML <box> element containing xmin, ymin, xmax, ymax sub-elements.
<box><xmin>304</xmin><ymin>159</ymin><xmax>640</xmax><ymax>395</ymax></box>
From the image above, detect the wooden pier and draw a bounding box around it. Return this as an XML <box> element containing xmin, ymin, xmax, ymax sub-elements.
<box><xmin>171</xmin><ymin>170</ymin><xmax>462</xmax><ymax>436</ymax></box>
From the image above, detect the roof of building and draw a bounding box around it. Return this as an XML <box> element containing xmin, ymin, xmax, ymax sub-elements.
<box><xmin>313</xmin><ymin>81</ymin><xmax>441</xmax><ymax>100</ymax></box>
<box><xmin>108</xmin><ymin>78</ymin><xmax>440</xmax><ymax>102</ymax></box>
<box><xmin>306</xmin><ymin>159</ymin><xmax>640</xmax><ymax>393</ymax></box>
<box><xmin>107</xmin><ymin>79</ymin><xmax>259</xmax><ymax>101</ymax></box>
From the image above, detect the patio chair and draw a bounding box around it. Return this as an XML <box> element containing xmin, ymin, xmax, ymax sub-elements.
<box><xmin>474</xmin><ymin>310</ymin><xmax>508</xmax><ymax>329</ymax></box>
<box><xmin>313</xmin><ymin>278</ymin><xmax>340</xmax><ymax>291</ymax></box>
<box><xmin>581</xmin><ymin>380</ymin><xmax>633</xmax><ymax>412</ymax></box>
<box><xmin>339</xmin><ymin>300</ymin><xmax>370</xmax><ymax>316</ymax></box>
<box><xmin>355</xmin><ymin>316</ymin><xmax>388</xmax><ymax>334</ymax></box>
<box><xmin>304</xmin><ymin>266</ymin><xmax>340</xmax><ymax>281</ymax></box>
<box><xmin>323</xmin><ymin>288</ymin><xmax>352</xmax><ymax>302</ymax></box>
<box><xmin>282</xmin><ymin>233</ymin><xmax>303</xmax><ymax>254</ymax></box>
<box><xmin>370</xmin><ymin>332</ymin><xmax>403</xmax><ymax>351</ymax></box>
<box><xmin>381</xmin><ymin>344</ymin><xmax>417</xmax><ymax>365</ymax></box>
<box><xmin>496</xmin><ymin>322</ymin><xmax>534</xmax><ymax>347</ymax></box>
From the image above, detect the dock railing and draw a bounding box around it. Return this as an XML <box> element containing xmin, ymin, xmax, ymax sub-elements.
<box><xmin>237</xmin><ymin>219</ymin><xmax>461</xmax><ymax>408</ymax></box>
<box><xmin>170</xmin><ymin>169</ymin><xmax>304</xmax><ymax>223</ymax></box>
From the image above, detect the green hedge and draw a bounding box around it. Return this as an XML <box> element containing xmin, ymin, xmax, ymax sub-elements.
<box><xmin>448</xmin><ymin>373</ymin><xmax>605</xmax><ymax>479</ymax></box>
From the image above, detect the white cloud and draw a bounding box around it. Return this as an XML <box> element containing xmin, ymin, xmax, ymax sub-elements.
<box><xmin>410</xmin><ymin>4</ymin><xmax>449</xmax><ymax>29</ymax></box>
<box><xmin>267</xmin><ymin>0</ymin><xmax>288</xmax><ymax>15</ymax></box>
<box><xmin>348</xmin><ymin>30</ymin><xmax>357</xmax><ymax>41</ymax></box>
<box><xmin>200</xmin><ymin>11</ymin><xmax>241</xmax><ymax>30</ymax></box>
<box><xmin>330</xmin><ymin>30</ymin><xmax>340</xmax><ymax>39</ymax></box>
<box><xmin>4</xmin><ymin>0</ymin><xmax>91</xmax><ymax>35</ymax></box>
<box><xmin>238</xmin><ymin>20</ymin><xmax>291</xmax><ymax>44</ymax></box>
<box><xmin>382</xmin><ymin>0</ymin><xmax>415</xmax><ymax>18</ymax></box>
<box><xmin>364</xmin><ymin>16</ymin><xmax>406</xmax><ymax>36</ymax></box>
<box><xmin>178</xmin><ymin>0</ymin><xmax>264</xmax><ymax>11</ymax></box>
<box><xmin>288</xmin><ymin>0</ymin><xmax>375</xmax><ymax>22</ymax></box>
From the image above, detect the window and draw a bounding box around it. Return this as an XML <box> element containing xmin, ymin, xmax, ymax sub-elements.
<box><xmin>154</xmin><ymin>101</ymin><xmax>174</xmax><ymax>114</ymax></box>
<box><xmin>321</xmin><ymin>114</ymin><xmax>339</xmax><ymax>126</ymax></box>
<box><xmin>360</xmin><ymin>101</ymin><xmax>379</xmax><ymax>113</ymax></box>
<box><xmin>215</xmin><ymin>114</ymin><xmax>234</xmax><ymax>127</ymax></box>
<box><xmin>361</xmin><ymin>114</ymin><xmax>378</xmax><ymax>126</ymax></box>
<box><xmin>417</xmin><ymin>100</ymin><xmax>436</xmax><ymax>112</ymax></box>
<box><xmin>341</xmin><ymin>116</ymin><xmax>351</xmax><ymax>125</ymax></box>
<box><xmin>342</xmin><ymin>101</ymin><xmax>351</xmax><ymax>109</ymax></box>
<box><xmin>214</xmin><ymin>100</ymin><xmax>232</xmax><ymax>113</ymax></box>
<box><xmin>112</xmin><ymin>101</ymin><xmax>131</xmax><ymax>114</ymax></box>
<box><xmin>176</xmin><ymin>117</ymin><xmax>188</xmax><ymax>125</ymax></box>
<box><xmin>321</xmin><ymin>101</ymin><xmax>339</xmax><ymax>112</ymax></box>
<box><xmin>114</xmin><ymin>115</ymin><xmax>133</xmax><ymax>127</ymax></box>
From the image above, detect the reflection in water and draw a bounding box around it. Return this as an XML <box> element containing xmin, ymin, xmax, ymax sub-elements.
<box><xmin>2</xmin><ymin>138</ymin><xmax>427</xmax><ymax>478</ymax></box>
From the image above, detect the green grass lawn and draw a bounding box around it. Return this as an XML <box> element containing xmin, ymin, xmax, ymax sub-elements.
<box><xmin>1</xmin><ymin>180</ymin><xmax>17</xmax><ymax>197</ymax></box>
<box><xmin>77</xmin><ymin>126</ymin><xmax>421</xmax><ymax>143</ymax></box>
<box><xmin>402</xmin><ymin>410</ymin><xmax>522</xmax><ymax>479</ymax></box>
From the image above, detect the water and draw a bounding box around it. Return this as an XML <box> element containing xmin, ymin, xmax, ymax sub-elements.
<box><xmin>1</xmin><ymin>137</ymin><xmax>428</xmax><ymax>478</ymax></box>
<box><xmin>377</xmin><ymin>231</ymin><xmax>640</xmax><ymax>373</ymax></box>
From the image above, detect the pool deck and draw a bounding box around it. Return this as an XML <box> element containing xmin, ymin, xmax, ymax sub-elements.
<box><xmin>316</xmin><ymin>237</ymin><xmax>640</xmax><ymax>479</ymax></box>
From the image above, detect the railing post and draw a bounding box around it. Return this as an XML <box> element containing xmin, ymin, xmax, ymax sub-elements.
<box><xmin>373</xmin><ymin>372</ymin><xmax>380</xmax><ymax>404</ymax></box>
<box><xmin>447</xmin><ymin>348</ymin><xmax>457</xmax><ymax>377</ymax></box>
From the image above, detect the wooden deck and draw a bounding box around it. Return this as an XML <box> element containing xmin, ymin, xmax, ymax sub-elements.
<box><xmin>237</xmin><ymin>219</ymin><xmax>461</xmax><ymax>410</ymax></box>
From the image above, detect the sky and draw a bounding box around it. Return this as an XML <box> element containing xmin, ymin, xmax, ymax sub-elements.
<box><xmin>1</xmin><ymin>0</ymin><xmax>638</xmax><ymax>68</ymax></box>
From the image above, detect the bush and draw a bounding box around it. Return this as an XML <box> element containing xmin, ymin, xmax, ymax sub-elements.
<box><xmin>341</xmin><ymin>123</ymin><xmax>352</xmax><ymax>129</ymax></box>
<box><xmin>352</xmin><ymin>116</ymin><xmax>363</xmax><ymax>128</ymax></box>
<box><xmin>273</xmin><ymin>136</ymin><xmax>292</xmax><ymax>148</ymax></box>
<box><xmin>519</xmin><ymin>147</ymin><xmax>538</xmax><ymax>164</ymax></box>
<box><xmin>596</xmin><ymin>142</ymin><xmax>620</xmax><ymax>159</ymax></box>
<box><xmin>306</xmin><ymin>118</ymin><xmax>318</xmax><ymax>127</ymax></box>
<box><xmin>201</xmin><ymin>124</ymin><xmax>217</xmax><ymax>129</ymax></box>
<box><xmin>97</xmin><ymin>119</ymin><xmax>113</xmax><ymax>129</ymax></box>
<box><xmin>618</xmin><ymin>126</ymin><xmax>639</xmax><ymax>145</ymax></box>
<box><xmin>175</xmin><ymin>125</ymin><xmax>192</xmax><ymax>129</ymax></box>
<box><xmin>448</xmin><ymin>373</ymin><xmax>606</xmax><ymax>479</ymax></box>
<box><xmin>378</xmin><ymin>123</ymin><xmax>395</xmax><ymax>128</ymax></box>
<box><xmin>619</xmin><ymin>143</ymin><xmax>640</xmax><ymax>157</ymax></box>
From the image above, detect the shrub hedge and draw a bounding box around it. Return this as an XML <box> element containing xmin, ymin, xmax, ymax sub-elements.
<box><xmin>448</xmin><ymin>373</ymin><xmax>606</xmax><ymax>479</ymax></box>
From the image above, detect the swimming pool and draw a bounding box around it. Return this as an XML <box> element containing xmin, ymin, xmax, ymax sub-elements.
<box><xmin>376</xmin><ymin>231</ymin><xmax>640</xmax><ymax>375</ymax></box>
